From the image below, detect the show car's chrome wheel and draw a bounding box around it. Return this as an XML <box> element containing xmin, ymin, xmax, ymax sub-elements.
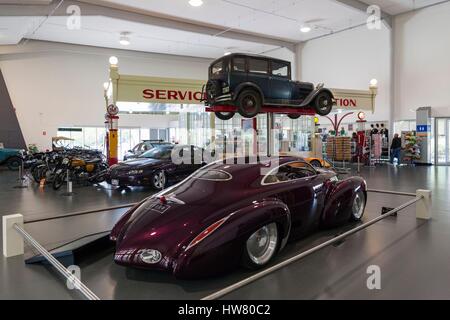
<box><xmin>245</xmin><ymin>223</ymin><xmax>278</xmax><ymax>267</ymax></box>
<box><xmin>351</xmin><ymin>190</ymin><xmax>365</xmax><ymax>220</ymax></box>
<box><xmin>152</xmin><ymin>171</ymin><xmax>166</xmax><ymax>190</ymax></box>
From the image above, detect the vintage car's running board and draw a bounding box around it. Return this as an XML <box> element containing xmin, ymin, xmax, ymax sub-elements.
<box><xmin>206</xmin><ymin>104</ymin><xmax>316</xmax><ymax>116</ymax></box>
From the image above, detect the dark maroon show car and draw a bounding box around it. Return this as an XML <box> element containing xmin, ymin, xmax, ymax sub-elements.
<box><xmin>110</xmin><ymin>156</ymin><xmax>367</xmax><ymax>278</ymax></box>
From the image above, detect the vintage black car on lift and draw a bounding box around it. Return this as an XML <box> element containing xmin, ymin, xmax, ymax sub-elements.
<box><xmin>203</xmin><ymin>53</ymin><xmax>335</xmax><ymax>120</ymax></box>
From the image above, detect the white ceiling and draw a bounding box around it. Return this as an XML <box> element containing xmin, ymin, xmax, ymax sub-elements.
<box><xmin>359</xmin><ymin>0</ymin><xmax>447</xmax><ymax>15</ymax></box>
<box><xmin>0</xmin><ymin>0</ymin><xmax>447</xmax><ymax>58</ymax></box>
<box><xmin>99</xmin><ymin>0</ymin><xmax>368</xmax><ymax>42</ymax></box>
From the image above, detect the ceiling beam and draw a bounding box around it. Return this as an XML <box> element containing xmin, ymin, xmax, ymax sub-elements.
<box><xmin>0</xmin><ymin>0</ymin><xmax>296</xmax><ymax>51</ymax></box>
<box><xmin>333</xmin><ymin>0</ymin><xmax>392</xmax><ymax>28</ymax></box>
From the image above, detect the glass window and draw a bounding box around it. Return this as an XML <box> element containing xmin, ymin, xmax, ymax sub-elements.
<box><xmin>249</xmin><ymin>59</ymin><xmax>268</xmax><ymax>74</ymax></box>
<box><xmin>150</xmin><ymin>129</ymin><xmax>158</xmax><ymax>140</ymax></box>
<box><xmin>262</xmin><ymin>161</ymin><xmax>316</xmax><ymax>185</ymax></box>
<box><xmin>192</xmin><ymin>169</ymin><xmax>232</xmax><ymax>181</ymax></box>
<box><xmin>211</xmin><ymin>60</ymin><xmax>224</xmax><ymax>75</ymax></box>
<box><xmin>232</xmin><ymin>57</ymin><xmax>246</xmax><ymax>72</ymax></box>
<box><xmin>271</xmin><ymin>61</ymin><xmax>289</xmax><ymax>77</ymax></box>
<box><xmin>159</xmin><ymin>129</ymin><xmax>167</xmax><ymax>141</ymax></box>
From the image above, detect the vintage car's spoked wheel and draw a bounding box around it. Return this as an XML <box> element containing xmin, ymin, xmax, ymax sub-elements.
<box><xmin>215</xmin><ymin>111</ymin><xmax>235</xmax><ymax>121</ymax></box>
<box><xmin>243</xmin><ymin>223</ymin><xmax>278</xmax><ymax>268</ymax></box>
<box><xmin>314</xmin><ymin>91</ymin><xmax>334</xmax><ymax>116</ymax></box>
<box><xmin>351</xmin><ymin>190</ymin><xmax>366</xmax><ymax>221</ymax></box>
<box><xmin>7</xmin><ymin>157</ymin><xmax>22</xmax><ymax>171</ymax></box>
<box><xmin>237</xmin><ymin>89</ymin><xmax>261</xmax><ymax>118</ymax></box>
<box><xmin>152</xmin><ymin>170</ymin><xmax>166</xmax><ymax>190</ymax></box>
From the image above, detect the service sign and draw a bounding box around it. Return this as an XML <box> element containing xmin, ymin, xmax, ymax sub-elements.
<box><xmin>112</xmin><ymin>73</ymin><xmax>376</xmax><ymax>111</ymax></box>
<box><xmin>114</xmin><ymin>75</ymin><xmax>205</xmax><ymax>104</ymax></box>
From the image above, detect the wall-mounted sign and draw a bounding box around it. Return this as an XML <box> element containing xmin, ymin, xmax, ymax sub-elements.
<box><xmin>416</xmin><ymin>125</ymin><xmax>431</xmax><ymax>133</ymax></box>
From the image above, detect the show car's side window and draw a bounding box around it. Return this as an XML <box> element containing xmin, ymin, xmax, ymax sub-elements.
<box><xmin>262</xmin><ymin>161</ymin><xmax>317</xmax><ymax>185</ymax></box>
<box><xmin>271</xmin><ymin>61</ymin><xmax>289</xmax><ymax>78</ymax></box>
<box><xmin>232</xmin><ymin>57</ymin><xmax>246</xmax><ymax>72</ymax></box>
<box><xmin>248</xmin><ymin>58</ymin><xmax>268</xmax><ymax>74</ymax></box>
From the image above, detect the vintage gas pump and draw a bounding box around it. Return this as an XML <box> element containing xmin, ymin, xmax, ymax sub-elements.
<box><xmin>356</xmin><ymin>112</ymin><xmax>367</xmax><ymax>165</ymax></box>
<box><xmin>107</xmin><ymin>110</ymin><xmax>119</xmax><ymax>166</ymax></box>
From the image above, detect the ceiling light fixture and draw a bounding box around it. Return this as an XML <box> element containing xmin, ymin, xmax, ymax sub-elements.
<box><xmin>300</xmin><ymin>25</ymin><xmax>312</xmax><ymax>33</ymax></box>
<box><xmin>119</xmin><ymin>32</ymin><xmax>131</xmax><ymax>46</ymax></box>
<box><xmin>189</xmin><ymin>0</ymin><xmax>203</xmax><ymax>7</ymax></box>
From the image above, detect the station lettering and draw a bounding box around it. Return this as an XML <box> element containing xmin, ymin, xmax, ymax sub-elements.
<box><xmin>336</xmin><ymin>98</ymin><xmax>357</xmax><ymax>108</ymax></box>
<box><xmin>143</xmin><ymin>89</ymin><xmax>204</xmax><ymax>101</ymax></box>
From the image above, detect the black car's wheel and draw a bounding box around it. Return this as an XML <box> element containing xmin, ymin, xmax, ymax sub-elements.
<box><xmin>310</xmin><ymin>159</ymin><xmax>322</xmax><ymax>168</ymax></box>
<box><xmin>150</xmin><ymin>170</ymin><xmax>166</xmax><ymax>191</ymax></box>
<box><xmin>6</xmin><ymin>156</ymin><xmax>22</xmax><ymax>171</ymax></box>
<box><xmin>350</xmin><ymin>190</ymin><xmax>366</xmax><ymax>221</ymax></box>
<box><xmin>215</xmin><ymin>111</ymin><xmax>235</xmax><ymax>121</ymax></box>
<box><xmin>288</xmin><ymin>114</ymin><xmax>301</xmax><ymax>119</ymax></box>
<box><xmin>242</xmin><ymin>222</ymin><xmax>279</xmax><ymax>269</ymax></box>
<box><xmin>52</xmin><ymin>172</ymin><xmax>65</xmax><ymax>190</ymax></box>
<box><xmin>237</xmin><ymin>89</ymin><xmax>261</xmax><ymax>118</ymax></box>
<box><xmin>313</xmin><ymin>91</ymin><xmax>334</xmax><ymax>116</ymax></box>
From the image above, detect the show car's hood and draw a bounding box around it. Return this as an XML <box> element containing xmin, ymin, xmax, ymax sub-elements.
<box><xmin>114</xmin><ymin>197</ymin><xmax>222</xmax><ymax>269</ymax></box>
<box><xmin>111</xmin><ymin>158</ymin><xmax>165</xmax><ymax>170</ymax></box>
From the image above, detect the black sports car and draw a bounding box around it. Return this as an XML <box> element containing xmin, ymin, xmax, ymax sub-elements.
<box><xmin>107</xmin><ymin>145</ymin><xmax>204</xmax><ymax>190</ymax></box>
<box><xmin>123</xmin><ymin>140</ymin><xmax>172</xmax><ymax>161</ymax></box>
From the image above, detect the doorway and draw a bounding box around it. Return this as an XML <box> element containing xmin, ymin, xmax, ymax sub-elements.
<box><xmin>436</xmin><ymin>118</ymin><xmax>450</xmax><ymax>165</ymax></box>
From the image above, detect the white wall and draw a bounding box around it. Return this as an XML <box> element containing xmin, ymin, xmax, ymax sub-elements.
<box><xmin>394</xmin><ymin>2</ymin><xmax>450</xmax><ymax>120</ymax></box>
<box><xmin>298</xmin><ymin>24</ymin><xmax>392</xmax><ymax>123</ymax></box>
<box><xmin>0</xmin><ymin>40</ymin><xmax>212</xmax><ymax>150</ymax></box>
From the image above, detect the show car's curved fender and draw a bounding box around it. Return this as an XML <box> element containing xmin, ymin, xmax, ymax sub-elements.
<box><xmin>172</xmin><ymin>198</ymin><xmax>291</xmax><ymax>279</ymax></box>
<box><xmin>301</xmin><ymin>88</ymin><xmax>334</xmax><ymax>107</ymax></box>
<box><xmin>233</xmin><ymin>82</ymin><xmax>266</xmax><ymax>104</ymax></box>
<box><xmin>320</xmin><ymin>177</ymin><xmax>367</xmax><ymax>227</ymax></box>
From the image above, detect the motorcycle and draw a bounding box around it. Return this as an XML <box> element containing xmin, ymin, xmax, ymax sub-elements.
<box><xmin>52</xmin><ymin>156</ymin><xmax>108</xmax><ymax>190</ymax></box>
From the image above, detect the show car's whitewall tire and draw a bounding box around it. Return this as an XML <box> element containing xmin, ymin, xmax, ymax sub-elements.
<box><xmin>243</xmin><ymin>222</ymin><xmax>279</xmax><ymax>269</ymax></box>
<box><xmin>351</xmin><ymin>190</ymin><xmax>366</xmax><ymax>221</ymax></box>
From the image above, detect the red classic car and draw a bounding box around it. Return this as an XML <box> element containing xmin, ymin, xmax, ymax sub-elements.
<box><xmin>110</xmin><ymin>156</ymin><xmax>367</xmax><ymax>278</ymax></box>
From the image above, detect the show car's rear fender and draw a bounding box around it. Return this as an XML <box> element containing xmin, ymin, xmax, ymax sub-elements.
<box><xmin>321</xmin><ymin>177</ymin><xmax>367</xmax><ymax>227</ymax></box>
<box><xmin>300</xmin><ymin>88</ymin><xmax>334</xmax><ymax>107</ymax></box>
<box><xmin>172</xmin><ymin>199</ymin><xmax>291</xmax><ymax>279</ymax></box>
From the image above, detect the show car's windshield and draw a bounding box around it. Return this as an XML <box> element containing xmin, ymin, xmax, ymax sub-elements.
<box><xmin>139</xmin><ymin>147</ymin><xmax>173</xmax><ymax>160</ymax></box>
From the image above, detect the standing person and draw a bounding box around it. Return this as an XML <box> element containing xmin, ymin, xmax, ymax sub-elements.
<box><xmin>340</xmin><ymin>126</ymin><xmax>346</xmax><ymax>136</ymax></box>
<box><xmin>390</xmin><ymin>133</ymin><xmax>402</xmax><ymax>164</ymax></box>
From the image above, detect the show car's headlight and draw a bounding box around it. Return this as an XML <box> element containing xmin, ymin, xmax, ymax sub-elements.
<box><xmin>128</xmin><ymin>169</ymin><xmax>144</xmax><ymax>175</ymax></box>
<box><xmin>139</xmin><ymin>249</ymin><xmax>162</xmax><ymax>264</ymax></box>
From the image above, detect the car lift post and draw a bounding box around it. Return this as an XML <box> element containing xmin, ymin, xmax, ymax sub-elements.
<box><xmin>267</xmin><ymin>112</ymin><xmax>274</xmax><ymax>157</ymax></box>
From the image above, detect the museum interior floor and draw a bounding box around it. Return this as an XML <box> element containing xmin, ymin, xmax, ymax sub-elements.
<box><xmin>1</xmin><ymin>164</ymin><xmax>449</xmax><ymax>300</ymax></box>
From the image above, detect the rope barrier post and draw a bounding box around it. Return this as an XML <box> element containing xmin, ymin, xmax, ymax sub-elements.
<box><xmin>2</xmin><ymin>214</ymin><xmax>24</xmax><ymax>258</ymax></box>
<box><xmin>13</xmin><ymin>160</ymin><xmax>27</xmax><ymax>189</ymax></box>
<box><xmin>61</xmin><ymin>169</ymin><xmax>74</xmax><ymax>197</ymax></box>
<box><xmin>416</xmin><ymin>189</ymin><xmax>432</xmax><ymax>220</ymax></box>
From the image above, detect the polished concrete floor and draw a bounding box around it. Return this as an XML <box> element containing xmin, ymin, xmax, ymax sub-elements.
<box><xmin>1</xmin><ymin>164</ymin><xmax>450</xmax><ymax>300</ymax></box>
